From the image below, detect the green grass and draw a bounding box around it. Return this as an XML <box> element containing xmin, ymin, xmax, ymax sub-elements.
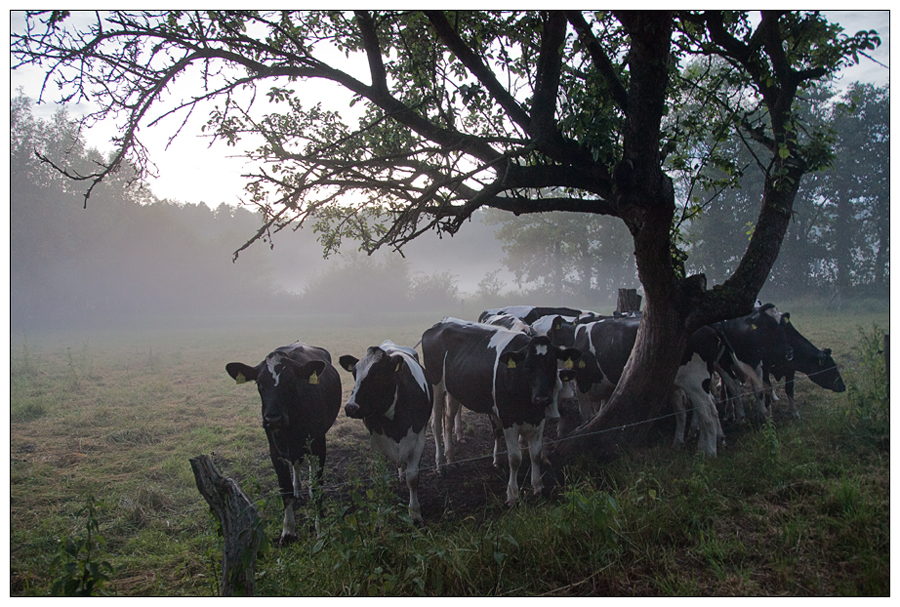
<box><xmin>9</xmin><ymin>303</ymin><xmax>889</xmax><ymax>595</ymax></box>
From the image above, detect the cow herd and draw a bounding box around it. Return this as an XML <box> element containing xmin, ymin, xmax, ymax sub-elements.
<box><xmin>225</xmin><ymin>302</ymin><xmax>845</xmax><ymax>542</ymax></box>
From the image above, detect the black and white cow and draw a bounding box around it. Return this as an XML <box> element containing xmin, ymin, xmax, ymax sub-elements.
<box><xmin>226</xmin><ymin>341</ymin><xmax>341</xmax><ymax>543</ymax></box>
<box><xmin>421</xmin><ymin>318</ymin><xmax>580</xmax><ymax>506</ymax></box>
<box><xmin>765</xmin><ymin>316</ymin><xmax>846</xmax><ymax>418</ymax></box>
<box><xmin>481</xmin><ymin>312</ymin><xmax>537</xmax><ymax>337</ymax></box>
<box><xmin>547</xmin><ymin>316</ymin><xmax>727</xmax><ymax>456</ymax></box>
<box><xmin>478</xmin><ymin>305</ymin><xmax>584</xmax><ymax>325</ymax></box>
<box><xmin>718</xmin><ymin>303</ymin><xmax>794</xmax><ymax>424</ymax></box>
<box><xmin>339</xmin><ymin>340</ymin><xmax>433</xmax><ymax>523</ymax></box>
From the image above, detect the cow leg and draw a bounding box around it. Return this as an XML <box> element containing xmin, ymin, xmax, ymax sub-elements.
<box><xmin>402</xmin><ymin>429</ymin><xmax>426</xmax><ymax>524</ymax></box>
<box><xmin>784</xmin><ymin>372</ymin><xmax>800</xmax><ymax>419</ymax></box>
<box><xmin>502</xmin><ymin>425</ymin><xmax>523</xmax><ymax>506</ymax></box>
<box><xmin>490</xmin><ymin>413</ymin><xmax>505</xmax><ymax>468</ymax></box>
<box><xmin>443</xmin><ymin>395</ymin><xmax>462</xmax><ymax>466</ymax></box>
<box><xmin>732</xmin><ymin>360</ymin><xmax>766</xmax><ymax>423</ymax></box>
<box><xmin>521</xmin><ymin>421</ymin><xmax>546</xmax><ymax>497</ymax></box>
<box><xmin>453</xmin><ymin>407</ymin><xmax>465</xmax><ymax>443</ymax></box>
<box><xmin>269</xmin><ymin>444</ymin><xmax>299</xmax><ymax>542</ymax></box>
<box><xmin>715</xmin><ymin>366</ymin><xmax>744</xmax><ymax>425</ymax></box>
<box><xmin>306</xmin><ymin>441</ymin><xmax>328</xmax><ymax>536</ymax></box>
<box><xmin>431</xmin><ymin>380</ymin><xmax>447</xmax><ymax>471</ymax></box>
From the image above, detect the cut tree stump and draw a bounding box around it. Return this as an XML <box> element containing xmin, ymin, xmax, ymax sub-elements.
<box><xmin>616</xmin><ymin>288</ymin><xmax>642</xmax><ymax>314</ymax></box>
<box><xmin>189</xmin><ymin>455</ymin><xmax>262</xmax><ymax>597</ymax></box>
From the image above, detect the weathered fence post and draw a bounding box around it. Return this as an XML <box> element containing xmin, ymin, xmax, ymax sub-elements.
<box><xmin>616</xmin><ymin>288</ymin><xmax>642</xmax><ymax>314</ymax></box>
<box><xmin>189</xmin><ymin>455</ymin><xmax>262</xmax><ymax>597</ymax></box>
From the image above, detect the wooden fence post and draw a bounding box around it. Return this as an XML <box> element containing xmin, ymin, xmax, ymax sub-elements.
<box><xmin>189</xmin><ymin>455</ymin><xmax>262</xmax><ymax>597</ymax></box>
<box><xmin>616</xmin><ymin>288</ymin><xmax>642</xmax><ymax>314</ymax></box>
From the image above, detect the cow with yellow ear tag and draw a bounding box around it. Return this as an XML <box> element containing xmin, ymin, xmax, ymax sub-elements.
<box><xmin>421</xmin><ymin>317</ymin><xmax>580</xmax><ymax>507</ymax></box>
<box><xmin>339</xmin><ymin>340</ymin><xmax>432</xmax><ymax>524</ymax></box>
<box><xmin>226</xmin><ymin>341</ymin><xmax>341</xmax><ymax>544</ymax></box>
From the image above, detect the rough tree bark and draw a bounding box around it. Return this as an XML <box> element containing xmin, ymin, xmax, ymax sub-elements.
<box><xmin>189</xmin><ymin>455</ymin><xmax>262</xmax><ymax>597</ymax></box>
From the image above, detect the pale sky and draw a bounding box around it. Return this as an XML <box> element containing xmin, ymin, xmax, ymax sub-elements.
<box><xmin>7</xmin><ymin>10</ymin><xmax>891</xmax><ymax>209</ymax></box>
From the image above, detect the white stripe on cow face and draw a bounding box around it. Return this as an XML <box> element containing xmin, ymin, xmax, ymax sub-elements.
<box><xmin>266</xmin><ymin>354</ymin><xmax>283</xmax><ymax>387</ymax></box>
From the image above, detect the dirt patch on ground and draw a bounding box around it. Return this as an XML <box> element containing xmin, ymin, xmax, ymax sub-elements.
<box><xmin>312</xmin><ymin>410</ymin><xmax>568</xmax><ymax>525</ymax></box>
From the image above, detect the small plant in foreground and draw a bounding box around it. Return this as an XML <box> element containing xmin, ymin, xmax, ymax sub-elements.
<box><xmin>49</xmin><ymin>494</ymin><xmax>116</xmax><ymax>596</ymax></box>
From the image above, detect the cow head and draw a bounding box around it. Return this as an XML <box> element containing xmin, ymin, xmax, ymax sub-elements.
<box><xmin>570</xmin><ymin>349</ymin><xmax>606</xmax><ymax>395</ymax></box>
<box><xmin>226</xmin><ymin>355</ymin><xmax>326</xmax><ymax>454</ymax></box>
<box><xmin>499</xmin><ymin>336</ymin><xmax>581</xmax><ymax>410</ymax></box>
<box><xmin>812</xmin><ymin>348</ymin><xmax>846</xmax><ymax>393</ymax></box>
<box><xmin>545</xmin><ymin>315</ymin><xmax>577</xmax><ymax>346</ymax></box>
<box><xmin>339</xmin><ymin>346</ymin><xmax>404</xmax><ymax>419</ymax></box>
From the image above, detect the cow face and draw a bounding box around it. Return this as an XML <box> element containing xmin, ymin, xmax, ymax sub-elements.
<box><xmin>339</xmin><ymin>347</ymin><xmax>403</xmax><ymax>419</ymax></box>
<box><xmin>499</xmin><ymin>336</ymin><xmax>581</xmax><ymax>409</ymax></box>
<box><xmin>226</xmin><ymin>355</ymin><xmax>326</xmax><ymax>454</ymax></box>
<box><xmin>811</xmin><ymin>348</ymin><xmax>846</xmax><ymax>393</ymax></box>
<box><xmin>570</xmin><ymin>349</ymin><xmax>605</xmax><ymax>394</ymax></box>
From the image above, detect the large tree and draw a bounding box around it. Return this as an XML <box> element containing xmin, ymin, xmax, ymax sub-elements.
<box><xmin>12</xmin><ymin>10</ymin><xmax>879</xmax><ymax>457</ymax></box>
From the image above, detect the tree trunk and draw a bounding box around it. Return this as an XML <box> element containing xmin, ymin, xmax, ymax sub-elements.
<box><xmin>190</xmin><ymin>455</ymin><xmax>262</xmax><ymax>597</ymax></box>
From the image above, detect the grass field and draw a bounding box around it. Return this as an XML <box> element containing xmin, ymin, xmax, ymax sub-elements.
<box><xmin>8</xmin><ymin>302</ymin><xmax>890</xmax><ymax>596</ymax></box>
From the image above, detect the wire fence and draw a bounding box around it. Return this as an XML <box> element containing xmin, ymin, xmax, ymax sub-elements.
<box><xmin>304</xmin><ymin>362</ymin><xmax>844</xmax><ymax>494</ymax></box>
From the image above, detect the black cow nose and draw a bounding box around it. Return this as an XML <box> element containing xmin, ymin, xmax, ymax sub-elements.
<box><xmin>264</xmin><ymin>414</ymin><xmax>284</xmax><ymax>427</ymax></box>
<box><xmin>344</xmin><ymin>403</ymin><xmax>361</xmax><ymax>418</ymax></box>
<box><xmin>533</xmin><ymin>396</ymin><xmax>553</xmax><ymax>407</ymax></box>
<box><xmin>785</xmin><ymin>348</ymin><xmax>794</xmax><ymax>361</ymax></box>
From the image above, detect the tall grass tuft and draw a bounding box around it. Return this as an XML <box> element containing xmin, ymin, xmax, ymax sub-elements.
<box><xmin>843</xmin><ymin>324</ymin><xmax>889</xmax><ymax>442</ymax></box>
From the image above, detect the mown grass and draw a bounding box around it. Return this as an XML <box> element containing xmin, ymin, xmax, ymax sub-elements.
<box><xmin>8</xmin><ymin>304</ymin><xmax>889</xmax><ymax>596</ymax></box>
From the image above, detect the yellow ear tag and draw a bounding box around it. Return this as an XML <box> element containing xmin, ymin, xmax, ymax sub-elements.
<box><xmin>235</xmin><ymin>373</ymin><xmax>247</xmax><ymax>385</ymax></box>
<box><xmin>507</xmin><ymin>359</ymin><xmax>517</xmax><ymax>369</ymax></box>
<box><xmin>395</xmin><ymin>362</ymin><xmax>402</xmax><ymax>373</ymax></box>
<box><xmin>308</xmin><ymin>372</ymin><xmax>319</xmax><ymax>385</ymax></box>
<box><xmin>578</xmin><ymin>360</ymin><xmax>586</xmax><ymax>369</ymax></box>
<box><xmin>750</xmin><ymin>323</ymin><xmax>757</xmax><ymax>330</ymax></box>
<box><xmin>564</xmin><ymin>359</ymin><xmax>574</xmax><ymax>370</ymax></box>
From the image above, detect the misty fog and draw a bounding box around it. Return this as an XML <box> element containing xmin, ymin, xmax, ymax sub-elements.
<box><xmin>10</xmin><ymin>79</ymin><xmax>889</xmax><ymax>335</ymax></box>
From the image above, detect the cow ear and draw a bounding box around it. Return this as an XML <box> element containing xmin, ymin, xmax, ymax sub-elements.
<box><xmin>298</xmin><ymin>360</ymin><xmax>327</xmax><ymax>384</ymax></box>
<box><xmin>226</xmin><ymin>362</ymin><xmax>259</xmax><ymax>384</ymax></box>
<box><xmin>338</xmin><ymin>355</ymin><xmax>358</xmax><ymax>373</ymax></box>
<box><xmin>823</xmin><ymin>348</ymin><xmax>831</xmax><ymax>356</ymax></box>
<box><xmin>551</xmin><ymin>315</ymin><xmax>564</xmax><ymax>331</ymax></box>
<box><xmin>499</xmin><ymin>349</ymin><xmax>525</xmax><ymax>369</ymax></box>
<box><xmin>282</xmin><ymin>358</ymin><xmax>328</xmax><ymax>384</ymax></box>
<box><xmin>559</xmin><ymin>369</ymin><xmax>577</xmax><ymax>382</ymax></box>
<box><xmin>782</xmin><ymin>312</ymin><xmax>791</xmax><ymax>324</ymax></box>
<box><xmin>390</xmin><ymin>354</ymin><xmax>405</xmax><ymax>374</ymax></box>
<box><xmin>557</xmin><ymin>347</ymin><xmax>582</xmax><ymax>365</ymax></box>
